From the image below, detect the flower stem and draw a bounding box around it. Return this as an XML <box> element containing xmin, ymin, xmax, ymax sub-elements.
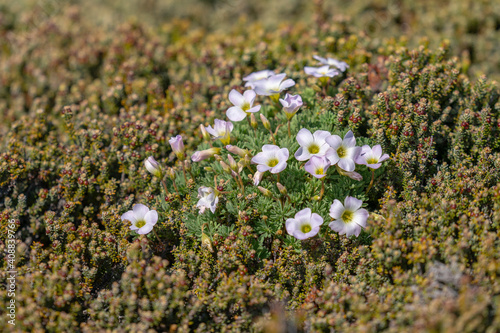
<box><xmin>152</xmin><ymin>227</ymin><xmax>160</xmax><ymax>241</ymax></box>
<box><xmin>172</xmin><ymin>179</ymin><xmax>181</xmax><ymax>198</ymax></box>
<box><xmin>365</xmin><ymin>169</ymin><xmax>375</xmax><ymax>195</ymax></box>
<box><xmin>287</xmin><ymin>120</ymin><xmax>291</xmax><ymax>138</ymax></box>
<box><xmin>319</xmin><ymin>178</ymin><xmax>325</xmax><ymax>200</ymax></box>
<box><xmin>161</xmin><ymin>180</ymin><xmax>170</xmax><ymax>196</ymax></box>
<box><xmin>277</xmin><ymin>173</ymin><xmax>280</xmax><ymax>183</ymax></box>
<box><xmin>181</xmin><ymin>162</ymin><xmax>188</xmax><ymax>183</ymax></box>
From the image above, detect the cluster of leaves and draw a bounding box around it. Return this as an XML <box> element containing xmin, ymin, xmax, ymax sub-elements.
<box><xmin>0</xmin><ymin>3</ymin><xmax>500</xmax><ymax>332</ymax></box>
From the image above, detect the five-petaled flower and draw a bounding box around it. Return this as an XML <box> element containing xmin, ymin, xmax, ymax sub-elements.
<box><xmin>251</xmin><ymin>144</ymin><xmax>289</xmax><ymax>174</ymax></box>
<box><xmin>328</xmin><ymin>196</ymin><xmax>368</xmax><ymax>237</ymax></box>
<box><xmin>243</xmin><ymin>70</ymin><xmax>275</xmax><ymax>89</ymax></box>
<box><xmin>121</xmin><ymin>204</ymin><xmax>158</xmax><ymax>235</ymax></box>
<box><xmin>253</xmin><ymin>73</ymin><xmax>295</xmax><ymax>96</ymax></box>
<box><xmin>304</xmin><ymin>156</ymin><xmax>331</xmax><ymax>179</ymax></box>
<box><xmin>279</xmin><ymin>93</ymin><xmax>303</xmax><ymax>120</ymax></box>
<box><xmin>326</xmin><ymin>130</ymin><xmax>361</xmax><ymax>172</ymax></box>
<box><xmin>196</xmin><ymin>186</ymin><xmax>219</xmax><ymax>214</ymax></box>
<box><xmin>226</xmin><ymin>89</ymin><xmax>261</xmax><ymax>121</ymax></box>
<box><xmin>286</xmin><ymin>208</ymin><xmax>323</xmax><ymax>240</ymax></box>
<box><xmin>304</xmin><ymin>65</ymin><xmax>340</xmax><ymax>78</ymax></box>
<box><xmin>205</xmin><ymin>119</ymin><xmax>234</xmax><ymax>145</ymax></box>
<box><xmin>295</xmin><ymin>128</ymin><xmax>332</xmax><ymax>161</ymax></box>
<box><xmin>144</xmin><ymin>156</ymin><xmax>162</xmax><ymax>178</ymax></box>
<box><xmin>355</xmin><ymin>145</ymin><xmax>390</xmax><ymax>169</ymax></box>
<box><xmin>169</xmin><ymin>135</ymin><xmax>185</xmax><ymax>160</ymax></box>
<box><xmin>313</xmin><ymin>55</ymin><xmax>349</xmax><ymax>72</ymax></box>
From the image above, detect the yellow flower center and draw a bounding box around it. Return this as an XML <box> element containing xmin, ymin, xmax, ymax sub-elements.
<box><xmin>308</xmin><ymin>144</ymin><xmax>320</xmax><ymax>154</ymax></box>
<box><xmin>136</xmin><ymin>220</ymin><xmax>146</xmax><ymax>228</ymax></box>
<box><xmin>301</xmin><ymin>224</ymin><xmax>312</xmax><ymax>233</ymax></box>
<box><xmin>341</xmin><ymin>211</ymin><xmax>353</xmax><ymax>223</ymax></box>
<box><xmin>337</xmin><ymin>146</ymin><xmax>346</xmax><ymax>158</ymax></box>
<box><xmin>268</xmin><ymin>158</ymin><xmax>279</xmax><ymax>167</ymax></box>
<box><xmin>367</xmin><ymin>157</ymin><xmax>378</xmax><ymax>164</ymax></box>
<box><xmin>241</xmin><ymin>102</ymin><xmax>250</xmax><ymax>112</ymax></box>
<box><xmin>315</xmin><ymin>168</ymin><xmax>324</xmax><ymax>175</ymax></box>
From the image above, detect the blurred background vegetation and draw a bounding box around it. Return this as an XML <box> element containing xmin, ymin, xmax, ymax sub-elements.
<box><xmin>3</xmin><ymin>0</ymin><xmax>500</xmax><ymax>79</ymax></box>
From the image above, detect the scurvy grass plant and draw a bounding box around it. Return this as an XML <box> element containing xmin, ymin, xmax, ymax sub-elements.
<box><xmin>1</xmin><ymin>2</ymin><xmax>500</xmax><ymax>332</ymax></box>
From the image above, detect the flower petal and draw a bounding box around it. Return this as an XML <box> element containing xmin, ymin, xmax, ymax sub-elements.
<box><xmin>137</xmin><ymin>224</ymin><xmax>154</xmax><ymax>235</ymax></box>
<box><xmin>313</xmin><ymin>130</ymin><xmax>331</xmax><ymax>142</ymax></box>
<box><xmin>144</xmin><ymin>210</ymin><xmax>158</xmax><ymax>226</ymax></box>
<box><xmin>279</xmin><ymin>79</ymin><xmax>295</xmax><ymax>91</ymax></box>
<box><xmin>133</xmin><ymin>204</ymin><xmax>149</xmax><ymax>220</ymax></box>
<box><xmin>328</xmin><ymin>220</ymin><xmax>345</xmax><ymax>234</ymax></box>
<box><xmin>352</xmin><ymin>208</ymin><xmax>369</xmax><ymax>228</ymax></box>
<box><xmin>243</xmin><ymin>89</ymin><xmax>257</xmax><ymax>103</ymax></box>
<box><xmin>295</xmin><ymin>208</ymin><xmax>312</xmax><ymax>222</ymax></box>
<box><xmin>379</xmin><ymin>154</ymin><xmax>390</xmax><ymax>162</ymax></box>
<box><xmin>326</xmin><ymin>135</ymin><xmax>342</xmax><ymax>149</ymax></box>
<box><xmin>343</xmin><ymin>222</ymin><xmax>360</xmax><ymax>237</ymax></box>
<box><xmin>228</xmin><ymin>89</ymin><xmax>244</xmax><ymax>106</ymax></box>
<box><xmin>310</xmin><ymin>213</ymin><xmax>324</xmax><ymax>228</ymax></box>
<box><xmin>121</xmin><ymin>211</ymin><xmax>137</xmax><ymax>223</ymax></box>
<box><xmin>343</xmin><ymin>130</ymin><xmax>356</xmax><ymax>148</ymax></box>
<box><xmin>271</xmin><ymin>160</ymin><xmax>287</xmax><ymax>173</ymax></box>
<box><xmin>226</xmin><ymin>106</ymin><xmax>247</xmax><ymax>121</ymax></box>
<box><xmin>329</xmin><ymin>199</ymin><xmax>344</xmax><ymax>219</ymax></box>
<box><xmin>294</xmin><ymin>147</ymin><xmax>310</xmax><ymax>161</ymax></box>
<box><xmin>338</xmin><ymin>158</ymin><xmax>355</xmax><ymax>172</ymax></box>
<box><xmin>296</xmin><ymin>128</ymin><xmax>314</xmax><ymax>147</ymax></box>
<box><xmin>372</xmin><ymin>145</ymin><xmax>382</xmax><ymax>159</ymax></box>
<box><xmin>293</xmin><ymin>230</ymin><xmax>310</xmax><ymax>240</ymax></box>
<box><xmin>344</xmin><ymin>196</ymin><xmax>363</xmax><ymax>212</ymax></box>
<box><xmin>286</xmin><ymin>218</ymin><xmax>297</xmax><ymax>235</ymax></box>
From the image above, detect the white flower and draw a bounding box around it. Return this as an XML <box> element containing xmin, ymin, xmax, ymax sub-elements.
<box><xmin>328</xmin><ymin>196</ymin><xmax>368</xmax><ymax>237</ymax></box>
<box><xmin>279</xmin><ymin>93</ymin><xmax>303</xmax><ymax>120</ymax></box>
<box><xmin>243</xmin><ymin>70</ymin><xmax>275</xmax><ymax>88</ymax></box>
<box><xmin>325</xmin><ymin>130</ymin><xmax>361</xmax><ymax>172</ymax></box>
<box><xmin>169</xmin><ymin>135</ymin><xmax>185</xmax><ymax>159</ymax></box>
<box><xmin>196</xmin><ymin>187</ymin><xmax>219</xmax><ymax>214</ymax></box>
<box><xmin>304</xmin><ymin>65</ymin><xmax>340</xmax><ymax>78</ymax></box>
<box><xmin>253</xmin><ymin>73</ymin><xmax>295</xmax><ymax>96</ymax></box>
<box><xmin>226</xmin><ymin>89</ymin><xmax>261</xmax><ymax>121</ymax></box>
<box><xmin>205</xmin><ymin>119</ymin><xmax>234</xmax><ymax>145</ymax></box>
<box><xmin>295</xmin><ymin>128</ymin><xmax>332</xmax><ymax>161</ymax></box>
<box><xmin>304</xmin><ymin>156</ymin><xmax>331</xmax><ymax>179</ymax></box>
<box><xmin>121</xmin><ymin>204</ymin><xmax>158</xmax><ymax>235</ymax></box>
<box><xmin>286</xmin><ymin>208</ymin><xmax>323</xmax><ymax>240</ymax></box>
<box><xmin>251</xmin><ymin>145</ymin><xmax>289</xmax><ymax>174</ymax></box>
<box><xmin>355</xmin><ymin>145</ymin><xmax>390</xmax><ymax>169</ymax></box>
<box><xmin>144</xmin><ymin>156</ymin><xmax>162</xmax><ymax>178</ymax></box>
<box><xmin>313</xmin><ymin>55</ymin><xmax>349</xmax><ymax>72</ymax></box>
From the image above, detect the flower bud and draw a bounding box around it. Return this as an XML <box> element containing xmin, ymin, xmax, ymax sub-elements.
<box><xmin>220</xmin><ymin>161</ymin><xmax>232</xmax><ymax>174</ymax></box>
<box><xmin>169</xmin><ymin>135</ymin><xmax>185</xmax><ymax>160</ymax></box>
<box><xmin>279</xmin><ymin>93</ymin><xmax>303</xmax><ymax>120</ymax></box>
<box><xmin>144</xmin><ymin>156</ymin><xmax>162</xmax><ymax>178</ymax></box>
<box><xmin>226</xmin><ymin>145</ymin><xmax>249</xmax><ymax>158</ymax></box>
<box><xmin>260</xmin><ymin>114</ymin><xmax>271</xmax><ymax>131</ymax></box>
<box><xmin>253</xmin><ymin>171</ymin><xmax>264</xmax><ymax>186</ymax></box>
<box><xmin>167</xmin><ymin>167</ymin><xmax>176</xmax><ymax>180</ymax></box>
<box><xmin>227</xmin><ymin>154</ymin><xmax>238</xmax><ymax>171</ymax></box>
<box><xmin>191</xmin><ymin>148</ymin><xmax>221</xmax><ymax>162</ymax></box>
<box><xmin>250</xmin><ymin>113</ymin><xmax>258</xmax><ymax>129</ymax></box>
<box><xmin>276</xmin><ymin>182</ymin><xmax>287</xmax><ymax>195</ymax></box>
<box><xmin>257</xmin><ymin>186</ymin><xmax>272</xmax><ymax>197</ymax></box>
<box><xmin>200</xmin><ymin>124</ymin><xmax>210</xmax><ymax>141</ymax></box>
<box><xmin>335</xmin><ymin>165</ymin><xmax>363</xmax><ymax>181</ymax></box>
